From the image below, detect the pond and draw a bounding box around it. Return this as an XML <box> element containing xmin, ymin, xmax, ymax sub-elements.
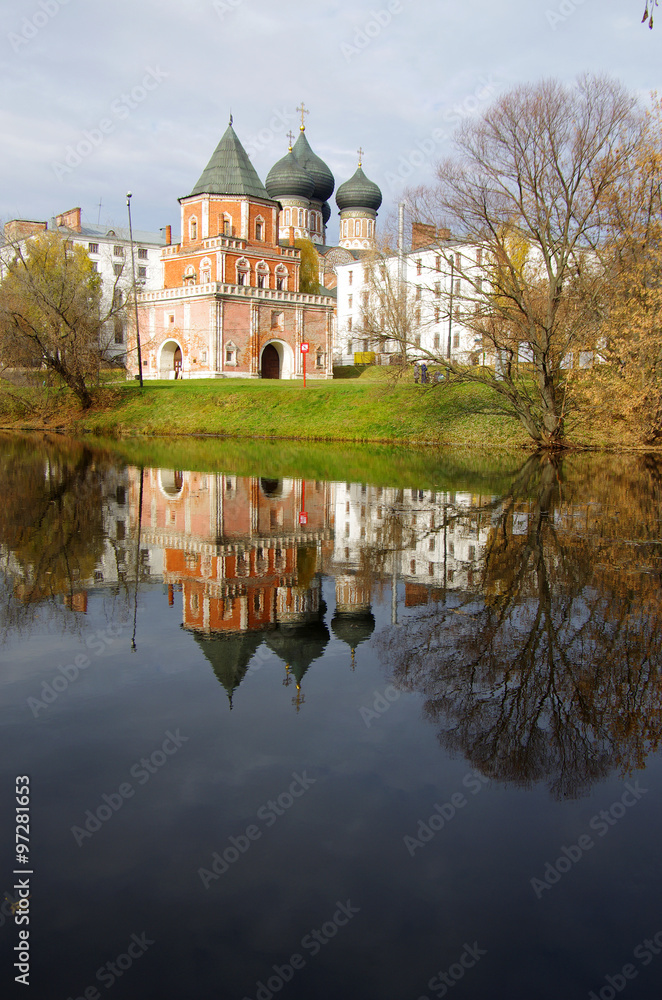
<box><xmin>1</xmin><ymin>435</ymin><xmax>662</xmax><ymax>1000</ymax></box>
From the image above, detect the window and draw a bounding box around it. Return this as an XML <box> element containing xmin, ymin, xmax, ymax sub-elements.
<box><xmin>415</xmin><ymin>309</ymin><xmax>421</xmax><ymax>325</ymax></box>
<box><xmin>454</xmin><ymin>279</ymin><xmax>461</xmax><ymax>295</ymax></box>
<box><xmin>225</xmin><ymin>343</ymin><xmax>237</xmax><ymax>365</ymax></box>
<box><xmin>114</xmin><ymin>325</ymin><xmax>124</xmax><ymax>345</ymax></box>
<box><xmin>237</xmin><ymin>271</ymin><xmax>246</xmax><ymax>285</ymax></box>
<box><xmin>298</xmin><ymin>209</ymin><xmax>304</xmax><ymax>227</ymax></box>
<box><xmin>415</xmin><ymin>286</ymin><xmax>422</xmax><ymax>301</ymax></box>
<box><xmin>169</xmin><ymin>314</ymin><xmax>175</xmax><ymax>324</ymax></box>
<box><xmin>348</xmin><ymin>270</ymin><xmax>353</xmax><ymax>286</ymax></box>
<box><xmin>285</xmin><ymin>209</ymin><xmax>291</xmax><ymax>226</ymax></box>
<box><xmin>435</xmin><ymin>255</ymin><xmax>441</xmax><ymax>271</ymax></box>
<box><xmin>348</xmin><ymin>294</ymin><xmax>353</xmax><ymax>308</ymax></box>
<box><xmin>256</xmin><ymin>220</ymin><xmax>264</xmax><ymax>241</ymax></box>
<box><xmin>276</xmin><ymin>276</ymin><xmax>286</xmax><ymax>290</ymax></box>
<box><xmin>91</xmin><ymin>261</ymin><xmax>98</xmax><ymax>272</ymax></box>
<box><xmin>88</xmin><ymin>243</ymin><xmax>99</xmax><ymax>254</ymax></box>
<box><xmin>476</xmin><ymin>248</ymin><xmax>483</xmax><ymax>266</ymax></box>
<box><xmin>113</xmin><ymin>245</ymin><xmax>124</xmax><ymax>257</ymax></box>
<box><xmin>138</xmin><ymin>248</ymin><xmax>148</xmax><ymax>260</ymax></box>
<box><xmin>348</xmin><ymin>317</ymin><xmax>352</xmax><ymax>332</ymax></box>
<box><xmin>189</xmin><ymin>218</ymin><xmax>198</xmax><ymax>241</ymax></box>
<box><xmin>434</xmin><ymin>308</ymin><xmax>440</xmax><ymax>324</ymax></box>
<box><xmin>434</xmin><ymin>333</ymin><xmax>440</xmax><ymax>349</ymax></box>
<box><xmin>435</xmin><ymin>282</ymin><xmax>441</xmax><ymax>297</ymax></box>
<box><xmin>257</xmin><ymin>274</ymin><xmax>265</xmax><ymax>288</ymax></box>
<box><xmin>271</xmin><ymin>311</ymin><xmax>284</xmax><ymax>330</ymax></box>
<box><xmin>201</xmin><ymin>350</ymin><xmax>207</xmax><ymax>363</ymax></box>
<box><xmin>347</xmin><ymin>340</ymin><xmax>353</xmax><ymax>354</ymax></box>
<box><xmin>416</xmin><ymin>259</ymin><xmax>422</xmax><ymax>275</ymax></box>
<box><xmin>113</xmin><ymin>263</ymin><xmax>123</xmax><ymax>276</ymax></box>
<box><xmin>223</xmin><ymin>217</ymin><xmax>231</xmax><ymax>236</ymax></box>
<box><xmin>476</xmin><ymin>277</ymin><xmax>482</xmax><ymax>293</ymax></box>
<box><xmin>316</xmin><ymin>350</ymin><xmax>324</xmax><ymax>368</ymax></box>
<box><xmin>138</xmin><ymin>266</ymin><xmax>147</xmax><ymax>278</ymax></box>
<box><xmin>453</xmin><ymin>332</ymin><xmax>460</xmax><ymax>348</ymax></box>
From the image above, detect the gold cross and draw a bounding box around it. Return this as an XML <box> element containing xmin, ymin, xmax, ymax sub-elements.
<box><xmin>357</xmin><ymin>146</ymin><xmax>364</xmax><ymax>167</ymax></box>
<box><xmin>296</xmin><ymin>102</ymin><xmax>309</xmax><ymax>131</ymax></box>
<box><xmin>287</xmin><ymin>130</ymin><xmax>295</xmax><ymax>150</ymax></box>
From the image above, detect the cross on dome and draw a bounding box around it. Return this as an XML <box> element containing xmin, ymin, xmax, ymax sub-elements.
<box><xmin>357</xmin><ymin>147</ymin><xmax>364</xmax><ymax>167</ymax></box>
<box><xmin>296</xmin><ymin>102</ymin><xmax>309</xmax><ymax>131</ymax></box>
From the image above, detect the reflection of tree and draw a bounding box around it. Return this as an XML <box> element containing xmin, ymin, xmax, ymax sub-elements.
<box><xmin>0</xmin><ymin>437</ymin><xmax>107</xmax><ymax>633</ymax></box>
<box><xmin>380</xmin><ymin>455</ymin><xmax>662</xmax><ymax>799</ymax></box>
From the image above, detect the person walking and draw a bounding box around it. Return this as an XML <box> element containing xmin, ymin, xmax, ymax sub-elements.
<box><xmin>413</xmin><ymin>362</ymin><xmax>420</xmax><ymax>384</ymax></box>
<box><xmin>420</xmin><ymin>362</ymin><xmax>428</xmax><ymax>384</ymax></box>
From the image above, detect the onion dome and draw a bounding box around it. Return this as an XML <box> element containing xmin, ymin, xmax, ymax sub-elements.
<box><xmin>292</xmin><ymin>130</ymin><xmax>335</xmax><ymax>202</ymax></box>
<box><xmin>266</xmin><ymin>149</ymin><xmax>315</xmax><ymax>201</ymax></box>
<box><xmin>336</xmin><ymin>165</ymin><xmax>382</xmax><ymax>213</ymax></box>
<box><xmin>321</xmin><ymin>201</ymin><xmax>331</xmax><ymax>225</ymax></box>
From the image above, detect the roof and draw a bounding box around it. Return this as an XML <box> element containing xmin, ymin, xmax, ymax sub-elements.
<box><xmin>188</xmin><ymin>122</ymin><xmax>273</xmax><ymax>201</ymax></box>
<box><xmin>52</xmin><ymin>221</ymin><xmax>166</xmax><ymax>245</ymax></box>
<box><xmin>266</xmin><ymin>149</ymin><xmax>315</xmax><ymax>201</ymax></box>
<box><xmin>336</xmin><ymin>165</ymin><xmax>383</xmax><ymax>213</ymax></box>
<box><xmin>292</xmin><ymin>130</ymin><xmax>335</xmax><ymax>203</ymax></box>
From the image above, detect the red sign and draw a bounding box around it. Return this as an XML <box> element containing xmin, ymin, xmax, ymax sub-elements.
<box><xmin>300</xmin><ymin>342</ymin><xmax>309</xmax><ymax>353</ymax></box>
<box><xmin>299</xmin><ymin>512</ymin><xmax>308</xmax><ymax>525</ymax></box>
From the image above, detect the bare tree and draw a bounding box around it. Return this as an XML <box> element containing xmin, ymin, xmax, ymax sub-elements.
<box><xmin>409</xmin><ymin>75</ymin><xmax>645</xmax><ymax>448</ymax></box>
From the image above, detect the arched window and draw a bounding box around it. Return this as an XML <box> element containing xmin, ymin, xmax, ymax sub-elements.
<box><xmin>298</xmin><ymin>209</ymin><xmax>304</xmax><ymax>227</ymax></box>
<box><xmin>285</xmin><ymin>209</ymin><xmax>291</xmax><ymax>226</ymax></box>
<box><xmin>189</xmin><ymin>217</ymin><xmax>198</xmax><ymax>242</ymax></box>
<box><xmin>275</xmin><ymin>265</ymin><xmax>288</xmax><ymax>291</ymax></box>
<box><xmin>222</xmin><ymin>215</ymin><xmax>232</xmax><ymax>237</ymax></box>
<box><xmin>236</xmin><ymin>258</ymin><xmax>249</xmax><ymax>286</ymax></box>
<box><xmin>255</xmin><ymin>217</ymin><xmax>264</xmax><ymax>241</ymax></box>
<box><xmin>200</xmin><ymin>258</ymin><xmax>212</xmax><ymax>284</ymax></box>
<box><xmin>184</xmin><ymin>265</ymin><xmax>196</xmax><ymax>286</ymax></box>
<box><xmin>225</xmin><ymin>341</ymin><xmax>238</xmax><ymax>365</ymax></box>
<box><xmin>256</xmin><ymin>262</ymin><xmax>269</xmax><ymax>289</ymax></box>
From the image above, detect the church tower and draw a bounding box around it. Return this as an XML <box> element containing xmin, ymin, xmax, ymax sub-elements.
<box><xmin>336</xmin><ymin>151</ymin><xmax>382</xmax><ymax>251</ymax></box>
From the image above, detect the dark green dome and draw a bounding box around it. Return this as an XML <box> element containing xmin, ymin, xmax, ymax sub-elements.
<box><xmin>336</xmin><ymin>165</ymin><xmax>382</xmax><ymax>213</ymax></box>
<box><xmin>266</xmin><ymin>149</ymin><xmax>315</xmax><ymax>201</ymax></box>
<box><xmin>331</xmin><ymin>611</ymin><xmax>375</xmax><ymax>650</ymax></box>
<box><xmin>293</xmin><ymin>130</ymin><xmax>335</xmax><ymax>203</ymax></box>
<box><xmin>321</xmin><ymin>201</ymin><xmax>331</xmax><ymax>225</ymax></box>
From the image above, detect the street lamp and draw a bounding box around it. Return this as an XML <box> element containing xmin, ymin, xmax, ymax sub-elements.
<box><xmin>126</xmin><ymin>191</ymin><xmax>143</xmax><ymax>387</ymax></box>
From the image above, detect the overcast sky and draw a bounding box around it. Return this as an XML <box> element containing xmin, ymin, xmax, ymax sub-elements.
<box><xmin>0</xmin><ymin>0</ymin><xmax>658</xmax><ymax>245</ymax></box>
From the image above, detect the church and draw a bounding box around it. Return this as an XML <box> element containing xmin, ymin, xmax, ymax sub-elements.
<box><xmin>128</xmin><ymin>108</ymin><xmax>383</xmax><ymax>381</ymax></box>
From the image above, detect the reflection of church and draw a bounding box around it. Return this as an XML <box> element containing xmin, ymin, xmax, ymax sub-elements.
<box><xmin>139</xmin><ymin>468</ymin><xmax>337</xmax><ymax>708</ymax></box>
<box><xmin>129</xmin><ymin>105</ymin><xmax>382</xmax><ymax>381</ymax></box>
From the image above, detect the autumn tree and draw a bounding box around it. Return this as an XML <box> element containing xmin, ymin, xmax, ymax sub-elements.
<box><xmin>409</xmin><ymin>75</ymin><xmax>645</xmax><ymax>448</ymax></box>
<box><xmin>0</xmin><ymin>230</ymin><xmax>125</xmax><ymax>408</ymax></box>
<box><xmin>582</xmin><ymin>97</ymin><xmax>662</xmax><ymax>443</ymax></box>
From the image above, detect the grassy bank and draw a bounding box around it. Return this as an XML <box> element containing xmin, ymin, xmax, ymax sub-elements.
<box><xmin>0</xmin><ymin>375</ymin><xmax>530</xmax><ymax>448</ymax></box>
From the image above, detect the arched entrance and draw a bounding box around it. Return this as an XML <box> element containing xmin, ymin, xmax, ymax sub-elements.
<box><xmin>261</xmin><ymin>343</ymin><xmax>280</xmax><ymax>379</ymax></box>
<box><xmin>159</xmin><ymin>340</ymin><xmax>183</xmax><ymax>379</ymax></box>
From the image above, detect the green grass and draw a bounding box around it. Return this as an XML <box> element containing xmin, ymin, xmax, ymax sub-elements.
<box><xmin>51</xmin><ymin>377</ymin><xmax>528</xmax><ymax>447</ymax></box>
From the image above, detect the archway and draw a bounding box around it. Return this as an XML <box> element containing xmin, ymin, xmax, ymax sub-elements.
<box><xmin>261</xmin><ymin>344</ymin><xmax>280</xmax><ymax>379</ymax></box>
<box><xmin>159</xmin><ymin>340</ymin><xmax>183</xmax><ymax>379</ymax></box>
<box><xmin>259</xmin><ymin>340</ymin><xmax>294</xmax><ymax>380</ymax></box>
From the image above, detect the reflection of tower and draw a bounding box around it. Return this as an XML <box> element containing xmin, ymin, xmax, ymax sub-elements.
<box><xmin>331</xmin><ymin>576</ymin><xmax>375</xmax><ymax>669</ymax></box>
<box><xmin>192</xmin><ymin>631</ymin><xmax>263</xmax><ymax>709</ymax></box>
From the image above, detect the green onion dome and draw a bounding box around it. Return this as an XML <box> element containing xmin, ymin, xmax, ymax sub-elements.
<box><xmin>265</xmin><ymin>149</ymin><xmax>315</xmax><ymax>200</ymax></box>
<box><xmin>321</xmin><ymin>201</ymin><xmax>331</xmax><ymax>225</ymax></box>
<box><xmin>292</xmin><ymin>131</ymin><xmax>335</xmax><ymax>203</ymax></box>
<box><xmin>336</xmin><ymin>165</ymin><xmax>382</xmax><ymax>213</ymax></box>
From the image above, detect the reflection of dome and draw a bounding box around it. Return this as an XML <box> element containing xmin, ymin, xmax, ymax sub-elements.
<box><xmin>336</xmin><ymin>166</ymin><xmax>382</xmax><ymax>213</ymax></box>
<box><xmin>331</xmin><ymin>611</ymin><xmax>375</xmax><ymax>650</ymax></box>
<box><xmin>292</xmin><ymin>131</ymin><xmax>334</xmax><ymax>203</ymax></box>
<box><xmin>193</xmin><ymin>631</ymin><xmax>265</xmax><ymax>708</ymax></box>
<box><xmin>265</xmin><ymin>615</ymin><xmax>329</xmax><ymax>687</ymax></box>
<box><xmin>266</xmin><ymin>150</ymin><xmax>315</xmax><ymax>201</ymax></box>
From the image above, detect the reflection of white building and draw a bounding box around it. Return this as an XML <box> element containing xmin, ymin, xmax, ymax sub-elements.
<box><xmin>331</xmin><ymin>482</ymin><xmax>492</xmax><ymax>594</ymax></box>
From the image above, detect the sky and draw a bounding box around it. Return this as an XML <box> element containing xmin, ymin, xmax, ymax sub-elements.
<box><xmin>0</xmin><ymin>0</ymin><xmax>659</xmax><ymax>246</ymax></box>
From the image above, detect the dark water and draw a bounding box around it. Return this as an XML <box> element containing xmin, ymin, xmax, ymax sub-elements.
<box><xmin>2</xmin><ymin>436</ymin><xmax>662</xmax><ymax>1000</ymax></box>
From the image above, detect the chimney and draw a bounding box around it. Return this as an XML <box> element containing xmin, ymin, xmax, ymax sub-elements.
<box><xmin>289</xmin><ymin>226</ymin><xmax>295</xmax><ymax>247</ymax></box>
<box><xmin>55</xmin><ymin>207</ymin><xmax>82</xmax><ymax>232</ymax></box>
<box><xmin>411</xmin><ymin>221</ymin><xmax>451</xmax><ymax>249</ymax></box>
<box><xmin>165</xmin><ymin>225</ymin><xmax>172</xmax><ymax>246</ymax></box>
<box><xmin>4</xmin><ymin>219</ymin><xmax>47</xmax><ymax>242</ymax></box>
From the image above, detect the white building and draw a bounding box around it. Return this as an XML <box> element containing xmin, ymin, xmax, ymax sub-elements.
<box><xmin>334</xmin><ymin>223</ymin><xmax>489</xmax><ymax>367</ymax></box>
<box><xmin>2</xmin><ymin>207</ymin><xmax>166</xmax><ymax>359</ymax></box>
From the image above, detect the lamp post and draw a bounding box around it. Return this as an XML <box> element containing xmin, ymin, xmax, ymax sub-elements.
<box><xmin>126</xmin><ymin>192</ymin><xmax>143</xmax><ymax>387</ymax></box>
